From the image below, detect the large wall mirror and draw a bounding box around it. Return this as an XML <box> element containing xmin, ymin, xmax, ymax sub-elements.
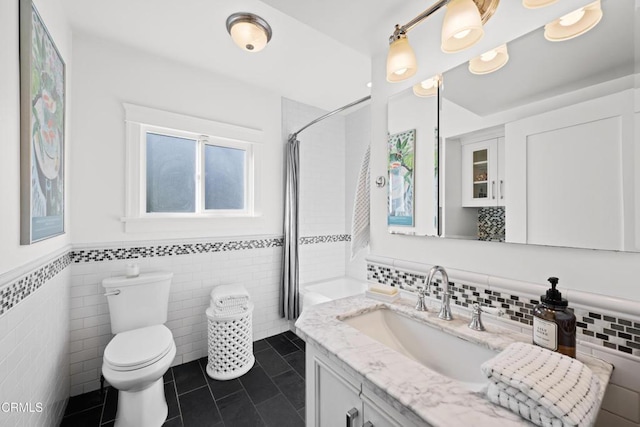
<box><xmin>387</xmin><ymin>83</ymin><xmax>439</xmax><ymax>236</ymax></box>
<box><xmin>388</xmin><ymin>0</ymin><xmax>639</xmax><ymax>251</ymax></box>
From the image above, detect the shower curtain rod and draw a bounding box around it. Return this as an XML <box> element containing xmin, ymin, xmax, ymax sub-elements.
<box><xmin>289</xmin><ymin>95</ymin><xmax>371</xmax><ymax>141</ymax></box>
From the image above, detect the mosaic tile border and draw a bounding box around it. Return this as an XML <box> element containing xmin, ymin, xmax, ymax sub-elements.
<box><xmin>71</xmin><ymin>238</ymin><xmax>284</xmax><ymax>263</ymax></box>
<box><xmin>299</xmin><ymin>234</ymin><xmax>351</xmax><ymax>245</ymax></box>
<box><xmin>1</xmin><ymin>234</ymin><xmax>350</xmax><ymax>317</ymax></box>
<box><xmin>0</xmin><ymin>253</ymin><xmax>71</xmax><ymax>317</ymax></box>
<box><xmin>367</xmin><ymin>262</ymin><xmax>640</xmax><ymax>358</ymax></box>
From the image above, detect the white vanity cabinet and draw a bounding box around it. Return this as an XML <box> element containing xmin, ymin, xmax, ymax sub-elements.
<box><xmin>461</xmin><ymin>136</ymin><xmax>505</xmax><ymax>207</ymax></box>
<box><xmin>306</xmin><ymin>344</ymin><xmax>426</xmax><ymax>427</ymax></box>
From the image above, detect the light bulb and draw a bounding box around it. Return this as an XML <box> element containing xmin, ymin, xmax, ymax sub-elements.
<box><xmin>454</xmin><ymin>29</ymin><xmax>472</xmax><ymax>40</ymax></box>
<box><xmin>480</xmin><ymin>50</ymin><xmax>498</xmax><ymax>62</ymax></box>
<box><xmin>559</xmin><ymin>9</ymin><xmax>585</xmax><ymax>27</ymax></box>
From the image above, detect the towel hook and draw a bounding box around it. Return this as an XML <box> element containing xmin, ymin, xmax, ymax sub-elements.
<box><xmin>375</xmin><ymin>176</ymin><xmax>386</xmax><ymax>188</ymax></box>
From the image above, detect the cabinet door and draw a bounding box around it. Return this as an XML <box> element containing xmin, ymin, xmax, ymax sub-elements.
<box><xmin>312</xmin><ymin>357</ymin><xmax>362</xmax><ymax>427</ymax></box>
<box><xmin>462</xmin><ymin>139</ymin><xmax>498</xmax><ymax>207</ymax></box>
<box><xmin>496</xmin><ymin>136</ymin><xmax>506</xmax><ymax>206</ymax></box>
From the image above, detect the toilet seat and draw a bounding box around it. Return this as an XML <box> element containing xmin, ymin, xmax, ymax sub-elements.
<box><xmin>104</xmin><ymin>325</ymin><xmax>173</xmax><ymax>372</ymax></box>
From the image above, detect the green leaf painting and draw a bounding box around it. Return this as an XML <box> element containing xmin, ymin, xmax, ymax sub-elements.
<box><xmin>22</xmin><ymin>2</ymin><xmax>65</xmax><ymax>243</ymax></box>
<box><xmin>387</xmin><ymin>129</ymin><xmax>415</xmax><ymax>226</ymax></box>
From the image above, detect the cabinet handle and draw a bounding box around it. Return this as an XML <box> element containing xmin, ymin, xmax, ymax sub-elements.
<box><xmin>500</xmin><ymin>180</ymin><xmax>504</xmax><ymax>199</ymax></box>
<box><xmin>491</xmin><ymin>180</ymin><xmax>496</xmax><ymax>199</ymax></box>
<box><xmin>346</xmin><ymin>407</ymin><xmax>359</xmax><ymax>427</ymax></box>
<box><xmin>364</xmin><ymin>422</ymin><xmax>374</xmax><ymax>427</ymax></box>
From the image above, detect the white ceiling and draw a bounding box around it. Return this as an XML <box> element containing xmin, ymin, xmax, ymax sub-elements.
<box><xmin>61</xmin><ymin>0</ymin><xmax>616</xmax><ymax>113</ymax></box>
<box><xmin>60</xmin><ymin>0</ymin><xmax>373</xmax><ymax>111</ymax></box>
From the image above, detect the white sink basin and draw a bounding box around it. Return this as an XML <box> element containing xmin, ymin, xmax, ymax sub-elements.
<box><xmin>341</xmin><ymin>308</ymin><xmax>497</xmax><ymax>390</ymax></box>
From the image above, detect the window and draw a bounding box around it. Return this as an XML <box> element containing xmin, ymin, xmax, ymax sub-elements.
<box><xmin>123</xmin><ymin>104</ymin><xmax>262</xmax><ymax>231</ymax></box>
<box><xmin>143</xmin><ymin>127</ymin><xmax>252</xmax><ymax>215</ymax></box>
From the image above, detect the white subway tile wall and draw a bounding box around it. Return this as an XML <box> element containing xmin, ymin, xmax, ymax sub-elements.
<box><xmin>282</xmin><ymin>98</ymin><xmax>350</xmax><ymax>287</ymax></box>
<box><xmin>68</xmin><ymin>244</ymin><xmax>288</xmax><ymax>396</ymax></box>
<box><xmin>0</xmin><ymin>268</ymin><xmax>70</xmax><ymax>427</ymax></box>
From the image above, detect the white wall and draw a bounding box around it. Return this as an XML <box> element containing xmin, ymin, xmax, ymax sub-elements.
<box><xmin>0</xmin><ymin>0</ymin><xmax>72</xmax><ymax>276</ymax></box>
<box><xmin>70</xmin><ymin>33</ymin><xmax>284</xmax><ymax>244</ymax></box>
<box><xmin>369</xmin><ymin>6</ymin><xmax>640</xmax><ymax>302</ymax></box>
<box><xmin>0</xmin><ymin>1</ymin><xmax>72</xmax><ymax>425</ymax></box>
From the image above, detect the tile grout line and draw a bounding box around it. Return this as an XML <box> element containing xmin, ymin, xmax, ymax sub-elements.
<box><xmin>232</xmin><ymin>357</ymin><xmax>271</xmax><ymax>427</ymax></box>
<box><xmin>168</xmin><ymin>374</ymin><xmax>184</xmax><ymax>426</ymax></box>
<box><xmin>198</xmin><ymin>357</ymin><xmax>230</xmax><ymax>427</ymax></box>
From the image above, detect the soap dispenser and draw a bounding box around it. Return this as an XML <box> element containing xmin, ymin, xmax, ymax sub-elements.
<box><xmin>532</xmin><ymin>277</ymin><xmax>576</xmax><ymax>358</ymax></box>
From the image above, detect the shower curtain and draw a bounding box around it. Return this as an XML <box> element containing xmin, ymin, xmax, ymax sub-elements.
<box><xmin>281</xmin><ymin>136</ymin><xmax>300</xmax><ymax>320</ymax></box>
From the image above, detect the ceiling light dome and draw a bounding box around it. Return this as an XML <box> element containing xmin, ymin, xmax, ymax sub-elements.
<box><xmin>522</xmin><ymin>0</ymin><xmax>557</xmax><ymax>9</ymax></box>
<box><xmin>468</xmin><ymin>44</ymin><xmax>509</xmax><ymax>74</ymax></box>
<box><xmin>441</xmin><ymin>0</ymin><xmax>484</xmax><ymax>53</ymax></box>
<box><xmin>413</xmin><ymin>74</ymin><xmax>442</xmax><ymax>97</ymax></box>
<box><xmin>226</xmin><ymin>13</ymin><xmax>272</xmax><ymax>52</ymax></box>
<box><xmin>544</xmin><ymin>1</ymin><xmax>602</xmax><ymax>42</ymax></box>
<box><xmin>386</xmin><ymin>32</ymin><xmax>418</xmax><ymax>82</ymax></box>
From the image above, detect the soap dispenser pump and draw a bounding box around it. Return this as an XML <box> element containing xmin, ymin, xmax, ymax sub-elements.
<box><xmin>532</xmin><ymin>277</ymin><xmax>576</xmax><ymax>358</ymax></box>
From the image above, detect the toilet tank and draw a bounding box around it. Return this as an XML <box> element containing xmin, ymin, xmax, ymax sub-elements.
<box><xmin>102</xmin><ymin>271</ymin><xmax>173</xmax><ymax>334</ymax></box>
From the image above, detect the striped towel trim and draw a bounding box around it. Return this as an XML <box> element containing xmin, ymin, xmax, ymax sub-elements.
<box><xmin>481</xmin><ymin>342</ymin><xmax>600</xmax><ymax>426</ymax></box>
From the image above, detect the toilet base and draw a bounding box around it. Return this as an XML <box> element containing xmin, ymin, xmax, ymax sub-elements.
<box><xmin>114</xmin><ymin>377</ymin><xmax>167</xmax><ymax>427</ymax></box>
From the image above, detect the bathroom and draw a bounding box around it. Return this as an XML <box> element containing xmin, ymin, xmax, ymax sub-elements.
<box><xmin>0</xmin><ymin>0</ymin><xmax>638</xmax><ymax>426</ymax></box>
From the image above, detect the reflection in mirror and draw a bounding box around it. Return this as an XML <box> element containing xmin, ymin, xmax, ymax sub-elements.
<box><xmin>387</xmin><ymin>81</ymin><xmax>439</xmax><ymax>236</ymax></box>
<box><xmin>440</xmin><ymin>0</ymin><xmax>637</xmax><ymax>251</ymax></box>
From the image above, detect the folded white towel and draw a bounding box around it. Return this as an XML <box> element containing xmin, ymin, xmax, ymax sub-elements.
<box><xmin>210</xmin><ymin>284</ymin><xmax>250</xmax><ymax>308</ymax></box>
<box><xmin>481</xmin><ymin>342</ymin><xmax>600</xmax><ymax>427</ymax></box>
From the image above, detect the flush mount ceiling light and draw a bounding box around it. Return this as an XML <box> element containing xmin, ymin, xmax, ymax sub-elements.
<box><xmin>412</xmin><ymin>74</ymin><xmax>442</xmax><ymax>97</ymax></box>
<box><xmin>544</xmin><ymin>1</ymin><xmax>603</xmax><ymax>42</ymax></box>
<box><xmin>226</xmin><ymin>13</ymin><xmax>272</xmax><ymax>52</ymax></box>
<box><xmin>386</xmin><ymin>0</ymin><xmax>500</xmax><ymax>82</ymax></box>
<box><xmin>522</xmin><ymin>0</ymin><xmax>557</xmax><ymax>9</ymax></box>
<box><xmin>468</xmin><ymin>44</ymin><xmax>509</xmax><ymax>74</ymax></box>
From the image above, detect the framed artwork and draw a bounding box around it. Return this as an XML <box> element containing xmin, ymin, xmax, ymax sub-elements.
<box><xmin>19</xmin><ymin>0</ymin><xmax>66</xmax><ymax>244</ymax></box>
<box><xmin>387</xmin><ymin>129</ymin><xmax>415</xmax><ymax>226</ymax></box>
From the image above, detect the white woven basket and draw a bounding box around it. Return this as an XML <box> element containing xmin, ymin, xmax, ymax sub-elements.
<box><xmin>205</xmin><ymin>302</ymin><xmax>255</xmax><ymax>380</ymax></box>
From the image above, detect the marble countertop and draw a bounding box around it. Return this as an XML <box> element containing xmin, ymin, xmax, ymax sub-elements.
<box><xmin>294</xmin><ymin>294</ymin><xmax>613</xmax><ymax>427</ymax></box>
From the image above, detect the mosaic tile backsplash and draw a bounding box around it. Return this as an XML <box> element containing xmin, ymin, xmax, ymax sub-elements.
<box><xmin>478</xmin><ymin>206</ymin><xmax>505</xmax><ymax>242</ymax></box>
<box><xmin>367</xmin><ymin>263</ymin><xmax>640</xmax><ymax>358</ymax></box>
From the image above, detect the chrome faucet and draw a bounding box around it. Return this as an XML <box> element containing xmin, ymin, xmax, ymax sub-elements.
<box><xmin>425</xmin><ymin>265</ymin><xmax>453</xmax><ymax>320</ymax></box>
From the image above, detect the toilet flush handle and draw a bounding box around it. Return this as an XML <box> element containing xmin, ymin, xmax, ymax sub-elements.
<box><xmin>104</xmin><ymin>289</ymin><xmax>121</xmax><ymax>296</ymax></box>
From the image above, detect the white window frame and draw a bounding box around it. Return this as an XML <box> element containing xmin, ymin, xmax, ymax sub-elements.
<box><xmin>122</xmin><ymin>104</ymin><xmax>262</xmax><ymax>233</ymax></box>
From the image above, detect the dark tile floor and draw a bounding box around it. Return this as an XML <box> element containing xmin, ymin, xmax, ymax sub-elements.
<box><xmin>60</xmin><ymin>331</ymin><xmax>306</xmax><ymax>427</ymax></box>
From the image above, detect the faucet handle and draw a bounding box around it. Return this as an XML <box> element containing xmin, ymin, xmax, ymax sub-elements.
<box><xmin>468</xmin><ymin>303</ymin><xmax>485</xmax><ymax>331</ymax></box>
<box><xmin>468</xmin><ymin>303</ymin><xmax>505</xmax><ymax>331</ymax></box>
<box><xmin>415</xmin><ymin>287</ymin><xmax>427</xmax><ymax>312</ymax></box>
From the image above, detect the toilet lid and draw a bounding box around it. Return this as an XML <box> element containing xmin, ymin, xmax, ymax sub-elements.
<box><xmin>104</xmin><ymin>325</ymin><xmax>173</xmax><ymax>371</ymax></box>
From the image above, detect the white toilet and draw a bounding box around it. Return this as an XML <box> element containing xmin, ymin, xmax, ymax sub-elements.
<box><xmin>102</xmin><ymin>271</ymin><xmax>176</xmax><ymax>427</ymax></box>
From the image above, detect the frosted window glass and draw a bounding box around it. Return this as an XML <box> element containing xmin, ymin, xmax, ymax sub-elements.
<box><xmin>146</xmin><ymin>133</ymin><xmax>196</xmax><ymax>213</ymax></box>
<box><xmin>204</xmin><ymin>145</ymin><xmax>245</xmax><ymax>210</ymax></box>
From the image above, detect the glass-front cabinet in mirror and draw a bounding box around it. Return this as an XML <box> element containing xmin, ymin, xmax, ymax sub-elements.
<box><xmin>460</xmin><ymin>132</ymin><xmax>505</xmax><ymax>207</ymax></box>
<box><xmin>390</xmin><ymin>0</ymin><xmax>638</xmax><ymax>252</ymax></box>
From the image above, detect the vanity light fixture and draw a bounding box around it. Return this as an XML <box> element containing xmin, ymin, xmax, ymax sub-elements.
<box><xmin>226</xmin><ymin>13</ymin><xmax>272</xmax><ymax>52</ymax></box>
<box><xmin>412</xmin><ymin>74</ymin><xmax>442</xmax><ymax>97</ymax></box>
<box><xmin>544</xmin><ymin>1</ymin><xmax>603</xmax><ymax>42</ymax></box>
<box><xmin>468</xmin><ymin>44</ymin><xmax>509</xmax><ymax>74</ymax></box>
<box><xmin>522</xmin><ymin>0</ymin><xmax>557</xmax><ymax>9</ymax></box>
<box><xmin>386</xmin><ymin>0</ymin><xmax>500</xmax><ymax>82</ymax></box>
